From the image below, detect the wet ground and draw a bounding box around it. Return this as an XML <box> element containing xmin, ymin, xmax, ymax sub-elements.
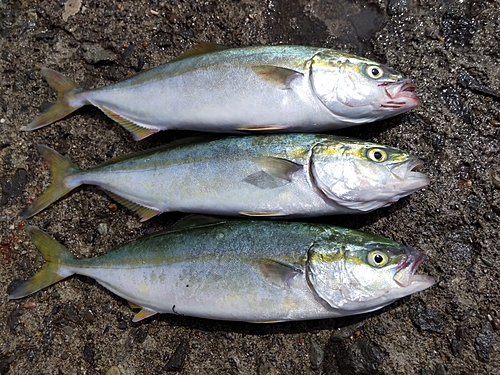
<box><xmin>1</xmin><ymin>0</ymin><xmax>499</xmax><ymax>374</ymax></box>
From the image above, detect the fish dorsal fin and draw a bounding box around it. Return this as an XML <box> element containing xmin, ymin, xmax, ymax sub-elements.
<box><xmin>98</xmin><ymin>105</ymin><xmax>158</xmax><ymax>141</ymax></box>
<box><xmin>104</xmin><ymin>191</ymin><xmax>160</xmax><ymax>222</ymax></box>
<box><xmin>132</xmin><ymin>308</ymin><xmax>157</xmax><ymax>322</ymax></box>
<box><xmin>254</xmin><ymin>259</ymin><xmax>303</xmax><ymax>289</ymax></box>
<box><xmin>168</xmin><ymin>215</ymin><xmax>228</xmax><ymax>231</ymax></box>
<box><xmin>96</xmin><ymin>136</ymin><xmax>213</xmax><ymax>168</ymax></box>
<box><xmin>251</xmin><ymin>66</ymin><xmax>303</xmax><ymax>89</ymax></box>
<box><xmin>171</xmin><ymin>43</ymin><xmax>230</xmax><ymax>62</ymax></box>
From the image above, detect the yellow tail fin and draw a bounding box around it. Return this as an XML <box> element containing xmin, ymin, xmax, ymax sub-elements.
<box><xmin>25</xmin><ymin>68</ymin><xmax>83</xmax><ymax>131</ymax></box>
<box><xmin>20</xmin><ymin>145</ymin><xmax>81</xmax><ymax>219</ymax></box>
<box><xmin>8</xmin><ymin>226</ymin><xmax>76</xmax><ymax>299</ymax></box>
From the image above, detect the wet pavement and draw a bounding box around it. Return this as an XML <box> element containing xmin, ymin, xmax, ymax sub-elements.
<box><xmin>1</xmin><ymin>0</ymin><xmax>499</xmax><ymax>374</ymax></box>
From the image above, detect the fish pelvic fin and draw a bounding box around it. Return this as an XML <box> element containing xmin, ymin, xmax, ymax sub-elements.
<box><xmin>20</xmin><ymin>145</ymin><xmax>81</xmax><ymax>219</ymax></box>
<box><xmin>25</xmin><ymin>68</ymin><xmax>83</xmax><ymax>131</ymax></box>
<box><xmin>8</xmin><ymin>226</ymin><xmax>76</xmax><ymax>299</ymax></box>
<box><xmin>132</xmin><ymin>308</ymin><xmax>157</xmax><ymax>322</ymax></box>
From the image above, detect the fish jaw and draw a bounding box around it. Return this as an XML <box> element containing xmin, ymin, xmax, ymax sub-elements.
<box><xmin>379</xmin><ymin>79</ymin><xmax>420</xmax><ymax>113</ymax></box>
<box><xmin>392</xmin><ymin>250</ymin><xmax>435</xmax><ymax>297</ymax></box>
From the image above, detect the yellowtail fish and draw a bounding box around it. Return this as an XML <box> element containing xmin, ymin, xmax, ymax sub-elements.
<box><xmin>20</xmin><ymin>134</ymin><xmax>429</xmax><ymax>221</ymax></box>
<box><xmin>26</xmin><ymin>44</ymin><xmax>419</xmax><ymax>140</ymax></box>
<box><xmin>8</xmin><ymin>219</ymin><xmax>434</xmax><ymax>322</ymax></box>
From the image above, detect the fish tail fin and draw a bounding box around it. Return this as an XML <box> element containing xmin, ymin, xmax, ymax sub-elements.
<box><xmin>8</xmin><ymin>226</ymin><xmax>76</xmax><ymax>299</ymax></box>
<box><xmin>25</xmin><ymin>68</ymin><xmax>83</xmax><ymax>131</ymax></box>
<box><xmin>20</xmin><ymin>145</ymin><xmax>81</xmax><ymax>219</ymax></box>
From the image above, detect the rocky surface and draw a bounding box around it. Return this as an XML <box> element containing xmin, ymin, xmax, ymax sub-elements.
<box><xmin>1</xmin><ymin>0</ymin><xmax>499</xmax><ymax>373</ymax></box>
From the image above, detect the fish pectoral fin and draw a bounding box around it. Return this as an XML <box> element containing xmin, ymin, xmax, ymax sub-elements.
<box><xmin>255</xmin><ymin>156</ymin><xmax>302</xmax><ymax>181</ymax></box>
<box><xmin>104</xmin><ymin>191</ymin><xmax>161</xmax><ymax>221</ymax></box>
<box><xmin>98</xmin><ymin>105</ymin><xmax>158</xmax><ymax>141</ymax></box>
<box><xmin>171</xmin><ymin>43</ymin><xmax>230</xmax><ymax>61</ymax></box>
<box><xmin>236</xmin><ymin>125</ymin><xmax>286</xmax><ymax>132</ymax></box>
<box><xmin>239</xmin><ymin>211</ymin><xmax>284</xmax><ymax>217</ymax></box>
<box><xmin>243</xmin><ymin>157</ymin><xmax>302</xmax><ymax>189</ymax></box>
<box><xmin>132</xmin><ymin>308</ymin><xmax>157</xmax><ymax>322</ymax></box>
<box><xmin>251</xmin><ymin>65</ymin><xmax>303</xmax><ymax>89</ymax></box>
<box><xmin>254</xmin><ymin>259</ymin><xmax>303</xmax><ymax>289</ymax></box>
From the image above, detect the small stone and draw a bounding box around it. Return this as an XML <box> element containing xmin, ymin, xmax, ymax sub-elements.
<box><xmin>97</xmin><ymin>223</ymin><xmax>108</xmax><ymax>236</ymax></box>
<box><xmin>475</xmin><ymin>322</ymin><xmax>493</xmax><ymax>362</ymax></box>
<box><xmin>410</xmin><ymin>302</ymin><xmax>444</xmax><ymax>333</ymax></box>
<box><xmin>165</xmin><ymin>341</ymin><xmax>188</xmax><ymax>372</ymax></box>
<box><xmin>309</xmin><ymin>339</ymin><xmax>324</xmax><ymax>370</ymax></box>
<box><xmin>483</xmin><ymin>212</ymin><xmax>495</xmax><ymax>221</ymax></box>
<box><xmin>83</xmin><ymin>43</ymin><xmax>116</xmax><ymax>64</ymax></box>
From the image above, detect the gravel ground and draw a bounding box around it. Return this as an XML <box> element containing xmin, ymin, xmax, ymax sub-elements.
<box><xmin>1</xmin><ymin>0</ymin><xmax>499</xmax><ymax>374</ymax></box>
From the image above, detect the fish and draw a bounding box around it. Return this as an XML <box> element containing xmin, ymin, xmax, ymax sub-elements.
<box><xmin>19</xmin><ymin>134</ymin><xmax>430</xmax><ymax>221</ymax></box>
<box><xmin>8</xmin><ymin>218</ymin><xmax>435</xmax><ymax>322</ymax></box>
<box><xmin>25</xmin><ymin>44</ymin><xmax>420</xmax><ymax>140</ymax></box>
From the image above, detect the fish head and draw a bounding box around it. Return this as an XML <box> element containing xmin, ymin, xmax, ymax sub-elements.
<box><xmin>309</xmin><ymin>139</ymin><xmax>430</xmax><ymax>212</ymax></box>
<box><xmin>306</xmin><ymin>233</ymin><xmax>434</xmax><ymax>313</ymax></box>
<box><xmin>309</xmin><ymin>51</ymin><xmax>420</xmax><ymax>123</ymax></box>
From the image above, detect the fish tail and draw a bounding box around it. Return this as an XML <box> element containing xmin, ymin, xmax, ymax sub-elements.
<box><xmin>25</xmin><ymin>68</ymin><xmax>83</xmax><ymax>131</ymax></box>
<box><xmin>20</xmin><ymin>145</ymin><xmax>81</xmax><ymax>219</ymax></box>
<box><xmin>8</xmin><ymin>226</ymin><xmax>76</xmax><ymax>299</ymax></box>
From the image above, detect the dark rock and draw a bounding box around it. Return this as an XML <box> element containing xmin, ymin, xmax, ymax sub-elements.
<box><xmin>331</xmin><ymin>337</ymin><xmax>385</xmax><ymax>375</ymax></box>
<box><xmin>350</xmin><ymin>7</ymin><xmax>386</xmax><ymax>42</ymax></box>
<box><xmin>1</xmin><ymin>169</ymin><xmax>28</xmax><ymax>206</ymax></box>
<box><xmin>441</xmin><ymin>9</ymin><xmax>477</xmax><ymax>47</ymax></box>
<box><xmin>458</xmin><ymin>70</ymin><xmax>500</xmax><ymax>99</ymax></box>
<box><xmin>121</xmin><ymin>43</ymin><xmax>134</xmax><ymax>59</ymax></box>
<box><xmin>475</xmin><ymin>322</ymin><xmax>493</xmax><ymax>362</ymax></box>
<box><xmin>152</xmin><ymin>32</ymin><xmax>173</xmax><ymax>47</ymax></box>
<box><xmin>431</xmin><ymin>134</ymin><xmax>446</xmax><ymax>153</ymax></box>
<box><xmin>6</xmin><ymin>307</ymin><xmax>23</xmax><ymax>331</ymax></box>
<box><xmin>440</xmin><ymin>87</ymin><xmax>473</xmax><ymax>124</ymax></box>
<box><xmin>62</xmin><ymin>302</ymin><xmax>81</xmax><ymax>324</ymax></box>
<box><xmin>309</xmin><ymin>338</ymin><xmax>324</xmax><ymax>370</ymax></box>
<box><xmin>410</xmin><ymin>302</ymin><xmax>444</xmax><ymax>333</ymax></box>
<box><xmin>387</xmin><ymin>0</ymin><xmax>408</xmax><ymax>16</ymax></box>
<box><xmin>421</xmin><ymin>366</ymin><xmax>432</xmax><ymax>375</ymax></box>
<box><xmin>83</xmin><ymin>343</ymin><xmax>95</xmax><ymax>365</ymax></box>
<box><xmin>450</xmin><ymin>327</ymin><xmax>464</xmax><ymax>357</ymax></box>
<box><xmin>1</xmin><ymin>50</ymin><xmax>13</xmax><ymax>62</ymax></box>
<box><xmin>0</xmin><ymin>354</ymin><xmax>13</xmax><ymax>374</ymax></box>
<box><xmin>34</xmin><ymin>30</ymin><xmax>58</xmax><ymax>41</ymax></box>
<box><xmin>126</xmin><ymin>327</ymin><xmax>148</xmax><ymax>346</ymax></box>
<box><xmin>165</xmin><ymin>340</ymin><xmax>188</xmax><ymax>372</ymax></box>
<box><xmin>483</xmin><ymin>212</ymin><xmax>495</xmax><ymax>221</ymax></box>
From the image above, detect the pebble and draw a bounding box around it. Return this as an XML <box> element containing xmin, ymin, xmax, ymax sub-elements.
<box><xmin>97</xmin><ymin>223</ymin><xmax>108</xmax><ymax>236</ymax></box>
<box><xmin>475</xmin><ymin>322</ymin><xmax>493</xmax><ymax>362</ymax></box>
<box><xmin>309</xmin><ymin>338</ymin><xmax>324</xmax><ymax>370</ymax></box>
<box><xmin>165</xmin><ymin>340</ymin><xmax>188</xmax><ymax>372</ymax></box>
<box><xmin>410</xmin><ymin>303</ymin><xmax>444</xmax><ymax>333</ymax></box>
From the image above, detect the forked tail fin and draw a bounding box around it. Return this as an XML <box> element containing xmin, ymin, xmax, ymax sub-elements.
<box><xmin>20</xmin><ymin>145</ymin><xmax>81</xmax><ymax>219</ymax></box>
<box><xmin>25</xmin><ymin>68</ymin><xmax>83</xmax><ymax>131</ymax></box>
<box><xmin>8</xmin><ymin>226</ymin><xmax>77</xmax><ymax>299</ymax></box>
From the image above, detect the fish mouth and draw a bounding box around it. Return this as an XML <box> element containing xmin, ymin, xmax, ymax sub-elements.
<box><xmin>393</xmin><ymin>250</ymin><xmax>434</xmax><ymax>291</ymax></box>
<box><xmin>380</xmin><ymin>79</ymin><xmax>420</xmax><ymax>110</ymax></box>
<box><xmin>391</xmin><ymin>157</ymin><xmax>430</xmax><ymax>186</ymax></box>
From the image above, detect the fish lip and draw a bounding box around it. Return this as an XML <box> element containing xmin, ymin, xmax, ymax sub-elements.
<box><xmin>392</xmin><ymin>157</ymin><xmax>428</xmax><ymax>183</ymax></box>
<box><xmin>380</xmin><ymin>79</ymin><xmax>420</xmax><ymax>109</ymax></box>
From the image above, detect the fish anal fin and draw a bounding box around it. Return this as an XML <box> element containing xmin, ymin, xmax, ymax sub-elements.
<box><xmin>128</xmin><ymin>301</ymin><xmax>141</xmax><ymax>309</ymax></box>
<box><xmin>104</xmin><ymin>191</ymin><xmax>160</xmax><ymax>221</ymax></box>
<box><xmin>239</xmin><ymin>211</ymin><xmax>285</xmax><ymax>217</ymax></box>
<box><xmin>171</xmin><ymin>43</ymin><xmax>230</xmax><ymax>61</ymax></box>
<box><xmin>98</xmin><ymin>105</ymin><xmax>158</xmax><ymax>141</ymax></box>
<box><xmin>254</xmin><ymin>259</ymin><xmax>303</xmax><ymax>289</ymax></box>
<box><xmin>237</xmin><ymin>125</ymin><xmax>286</xmax><ymax>132</ymax></box>
<box><xmin>132</xmin><ymin>308</ymin><xmax>157</xmax><ymax>322</ymax></box>
<box><xmin>251</xmin><ymin>66</ymin><xmax>302</xmax><ymax>89</ymax></box>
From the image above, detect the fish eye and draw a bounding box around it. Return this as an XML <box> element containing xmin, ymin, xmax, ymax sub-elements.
<box><xmin>367</xmin><ymin>148</ymin><xmax>388</xmax><ymax>162</ymax></box>
<box><xmin>366</xmin><ymin>65</ymin><xmax>384</xmax><ymax>79</ymax></box>
<box><xmin>367</xmin><ymin>250</ymin><xmax>389</xmax><ymax>267</ymax></box>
